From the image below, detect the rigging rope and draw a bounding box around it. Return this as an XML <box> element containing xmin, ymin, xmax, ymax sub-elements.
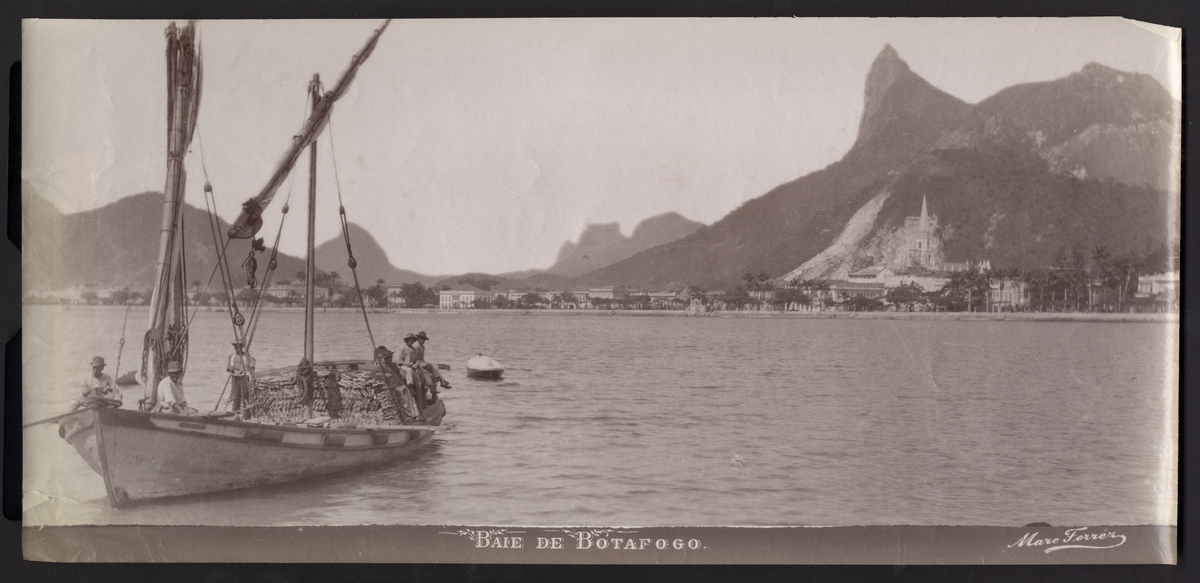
<box><xmin>173</xmin><ymin>177</ymin><xmax>192</xmax><ymax>376</ymax></box>
<box><xmin>327</xmin><ymin>114</ymin><xmax>379</xmax><ymax>358</ymax></box>
<box><xmin>202</xmin><ymin>180</ymin><xmax>245</xmax><ymax>333</ymax></box>
<box><xmin>243</xmin><ymin>201</ymin><xmax>290</xmax><ymax>352</ymax></box>
<box><xmin>113</xmin><ymin>275</ymin><xmax>137</xmax><ymax>379</ymax></box>
<box><xmin>194</xmin><ymin>127</ymin><xmax>245</xmax><ymax>333</ymax></box>
<box><xmin>185</xmin><ymin>254</ymin><xmax>225</xmax><ymax>328</ymax></box>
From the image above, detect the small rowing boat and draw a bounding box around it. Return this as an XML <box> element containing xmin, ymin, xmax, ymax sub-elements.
<box><xmin>466</xmin><ymin>353</ymin><xmax>505</xmax><ymax>380</ymax></box>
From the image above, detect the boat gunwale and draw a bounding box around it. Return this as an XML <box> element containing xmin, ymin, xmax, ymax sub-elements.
<box><xmin>97</xmin><ymin>404</ymin><xmax>444</xmax><ymax>439</ymax></box>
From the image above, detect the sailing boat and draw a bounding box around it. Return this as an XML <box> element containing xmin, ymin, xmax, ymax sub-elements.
<box><xmin>54</xmin><ymin>20</ymin><xmax>445</xmax><ymax>508</ymax></box>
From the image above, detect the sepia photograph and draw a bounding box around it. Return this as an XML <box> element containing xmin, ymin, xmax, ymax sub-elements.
<box><xmin>19</xmin><ymin>17</ymin><xmax>1180</xmax><ymax>563</ymax></box>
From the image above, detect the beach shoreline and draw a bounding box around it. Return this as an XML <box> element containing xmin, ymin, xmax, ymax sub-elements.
<box><xmin>423</xmin><ymin>308</ymin><xmax>1177</xmax><ymax>323</ymax></box>
<box><xmin>45</xmin><ymin>304</ymin><xmax>1178</xmax><ymax>323</ymax></box>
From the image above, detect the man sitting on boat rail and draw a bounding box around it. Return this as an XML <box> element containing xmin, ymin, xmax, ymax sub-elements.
<box><xmin>227</xmin><ymin>341</ymin><xmax>256</xmax><ymax>419</ymax></box>
<box><xmin>413</xmin><ymin>331</ymin><xmax>451</xmax><ymax>404</ymax></box>
<box><xmin>71</xmin><ymin>356</ymin><xmax>122</xmax><ymax>412</ymax></box>
<box><xmin>157</xmin><ymin>361</ymin><xmax>190</xmax><ymax>415</ymax></box>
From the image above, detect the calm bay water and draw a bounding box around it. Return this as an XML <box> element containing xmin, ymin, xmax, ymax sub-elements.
<box><xmin>22</xmin><ymin>305</ymin><xmax>1177</xmax><ymax>527</ymax></box>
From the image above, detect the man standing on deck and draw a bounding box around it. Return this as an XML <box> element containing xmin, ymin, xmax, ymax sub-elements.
<box><xmin>71</xmin><ymin>356</ymin><xmax>122</xmax><ymax>411</ymax></box>
<box><xmin>157</xmin><ymin>361</ymin><xmax>189</xmax><ymax>415</ymax></box>
<box><xmin>296</xmin><ymin>357</ymin><xmax>315</xmax><ymax>419</ymax></box>
<box><xmin>413</xmin><ymin>331</ymin><xmax>450</xmax><ymax>404</ymax></box>
<box><xmin>227</xmin><ymin>341</ymin><xmax>255</xmax><ymax>418</ymax></box>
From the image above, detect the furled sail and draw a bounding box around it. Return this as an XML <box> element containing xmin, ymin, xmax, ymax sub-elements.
<box><xmin>228</xmin><ymin>19</ymin><xmax>391</xmax><ymax>240</ymax></box>
<box><xmin>141</xmin><ymin>20</ymin><xmax>203</xmax><ymax>406</ymax></box>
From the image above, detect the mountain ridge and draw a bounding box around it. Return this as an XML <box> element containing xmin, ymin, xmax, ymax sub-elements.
<box><xmin>21</xmin><ymin>190</ymin><xmax>445</xmax><ymax>292</ymax></box>
<box><xmin>548</xmin><ymin>212</ymin><xmax>704</xmax><ymax>277</ymax></box>
<box><xmin>23</xmin><ymin>47</ymin><xmax>1177</xmax><ymax>295</ymax></box>
<box><xmin>313</xmin><ymin>223</ymin><xmax>445</xmax><ymax>287</ymax></box>
<box><xmin>574</xmin><ymin>46</ymin><xmax>1177</xmax><ymax>289</ymax></box>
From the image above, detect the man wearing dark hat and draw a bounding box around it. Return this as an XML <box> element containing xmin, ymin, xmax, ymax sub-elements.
<box><xmin>156</xmin><ymin>360</ymin><xmax>189</xmax><ymax>414</ymax></box>
<box><xmin>72</xmin><ymin>356</ymin><xmax>122</xmax><ymax>411</ymax></box>
<box><xmin>413</xmin><ymin>331</ymin><xmax>451</xmax><ymax>403</ymax></box>
<box><xmin>227</xmin><ymin>340</ymin><xmax>256</xmax><ymax>418</ymax></box>
<box><xmin>374</xmin><ymin>345</ymin><xmax>399</xmax><ymax>385</ymax></box>
<box><xmin>296</xmin><ymin>357</ymin><xmax>315</xmax><ymax>419</ymax></box>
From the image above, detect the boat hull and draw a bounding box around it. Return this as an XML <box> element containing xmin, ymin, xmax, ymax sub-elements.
<box><xmin>466</xmin><ymin>368</ymin><xmax>504</xmax><ymax>380</ymax></box>
<box><xmin>59</xmin><ymin>403</ymin><xmax>444</xmax><ymax>507</ymax></box>
<box><xmin>465</xmin><ymin>355</ymin><xmax>505</xmax><ymax>380</ymax></box>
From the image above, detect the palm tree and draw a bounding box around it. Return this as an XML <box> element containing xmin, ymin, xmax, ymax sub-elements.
<box><xmin>326</xmin><ymin>271</ymin><xmax>343</xmax><ymax>298</ymax></box>
<box><xmin>808</xmin><ymin>279</ymin><xmax>830</xmax><ymax>311</ymax></box>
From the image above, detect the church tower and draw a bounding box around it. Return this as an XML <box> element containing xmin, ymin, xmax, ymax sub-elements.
<box><xmin>919</xmin><ymin>194</ymin><xmax>929</xmax><ymax>232</ymax></box>
<box><xmin>901</xmin><ymin>194</ymin><xmax>939</xmax><ymax>270</ymax></box>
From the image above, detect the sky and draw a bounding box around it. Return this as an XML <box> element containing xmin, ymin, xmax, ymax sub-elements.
<box><xmin>22</xmin><ymin>18</ymin><xmax>1181</xmax><ymax>275</ymax></box>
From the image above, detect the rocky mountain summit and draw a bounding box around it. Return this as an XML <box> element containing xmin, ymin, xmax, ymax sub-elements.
<box><xmin>575</xmin><ymin>45</ymin><xmax>1177</xmax><ymax>289</ymax></box>
<box><xmin>548</xmin><ymin>212</ymin><xmax>704</xmax><ymax>277</ymax></box>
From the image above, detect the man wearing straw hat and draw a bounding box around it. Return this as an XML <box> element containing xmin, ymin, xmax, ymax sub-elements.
<box><xmin>227</xmin><ymin>340</ymin><xmax>256</xmax><ymax>418</ymax></box>
<box><xmin>156</xmin><ymin>361</ymin><xmax>189</xmax><ymax>414</ymax></box>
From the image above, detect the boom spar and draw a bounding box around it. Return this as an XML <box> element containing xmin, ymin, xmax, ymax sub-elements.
<box><xmin>228</xmin><ymin>19</ymin><xmax>391</xmax><ymax>240</ymax></box>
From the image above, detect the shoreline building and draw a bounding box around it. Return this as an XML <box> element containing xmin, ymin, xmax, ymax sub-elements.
<box><xmin>386</xmin><ymin>284</ymin><xmax>408</xmax><ymax>308</ymax></box>
<box><xmin>588</xmin><ymin>286</ymin><xmax>630</xmax><ymax>302</ymax></box>
<box><xmin>987</xmin><ymin>279</ymin><xmax>1029</xmax><ymax>311</ymax></box>
<box><xmin>438</xmin><ymin>285</ymin><xmax>488</xmax><ymax>309</ymax></box>
<box><xmin>1137</xmin><ymin>271</ymin><xmax>1180</xmax><ymax>311</ymax></box>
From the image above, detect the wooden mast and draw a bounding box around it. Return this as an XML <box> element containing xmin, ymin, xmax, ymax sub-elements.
<box><xmin>304</xmin><ymin>74</ymin><xmax>321</xmax><ymax>366</ymax></box>
<box><xmin>143</xmin><ymin>22</ymin><xmax>199</xmax><ymax>407</ymax></box>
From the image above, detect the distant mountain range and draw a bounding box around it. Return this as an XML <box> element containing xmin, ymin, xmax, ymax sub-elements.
<box><xmin>22</xmin><ymin>186</ymin><xmax>704</xmax><ymax>293</ymax></box>
<box><xmin>22</xmin><ymin>189</ymin><xmax>301</xmax><ymax>292</ymax></box>
<box><xmin>21</xmin><ymin>188</ymin><xmax>445</xmax><ymax>291</ymax></box>
<box><xmin>23</xmin><ymin>46</ymin><xmax>1178</xmax><ymax>294</ymax></box>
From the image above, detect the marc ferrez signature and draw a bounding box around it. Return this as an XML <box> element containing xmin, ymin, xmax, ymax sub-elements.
<box><xmin>1008</xmin><ymin>526</ymin><xmax>1127</xmax><ymax>553</ymax></box>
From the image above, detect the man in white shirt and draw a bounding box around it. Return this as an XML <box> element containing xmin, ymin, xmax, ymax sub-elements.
<box><xmin>227</xmin><ymin>341</ymin><xmax>255</xmax><ymax>418</ymax></box>
<box><xmin>157</xmin><ymin>361</ymin><xmax>189</xmax><ymax>414</ymax></box>
<box><xmin>396</xmin><ymin>334</ymin><xmax>419</xmax><ymax>390</ymax></box>
<box><xmin>413</xmin><ymin>331</ymin><xmax>450</xmax><ymax>405</ymax></box>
